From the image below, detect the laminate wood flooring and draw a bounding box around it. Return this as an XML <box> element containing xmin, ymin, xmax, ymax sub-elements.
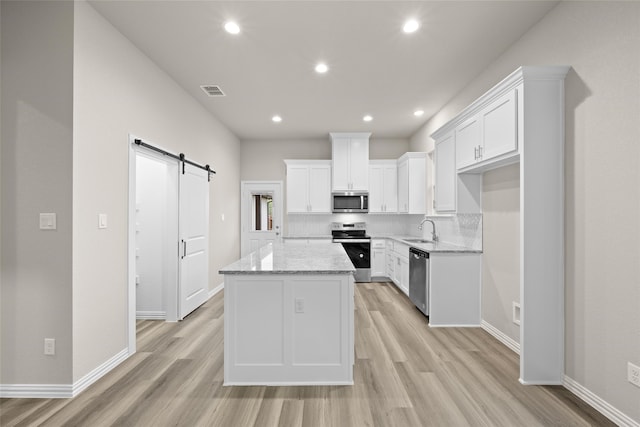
<box><xmin>1</xmin><ymin>282</ymin><xmax>614</xmax><ymax>427</ymax></box>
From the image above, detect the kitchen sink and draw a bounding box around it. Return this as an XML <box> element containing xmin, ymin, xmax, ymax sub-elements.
<box><xmin>404</xmin><ymin>238</ymin><xmax>433</xmax><ymax>244</ymax></box>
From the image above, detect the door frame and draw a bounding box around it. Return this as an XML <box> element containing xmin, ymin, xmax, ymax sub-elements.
<box><xmin>127</xmin><ymin>134</ymin><xmax>181</xmax><ymax>354</ymax></box>
<box><xmin>240</xmin><ymin>181</ymin><xmax>283</xmax><ymax>256</ymax></box>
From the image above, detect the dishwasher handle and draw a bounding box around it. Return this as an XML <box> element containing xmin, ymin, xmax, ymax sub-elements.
<box><xmin>410</xmin><ymin>248</ymin><xmax>429</xmax><ymax>258</ymax></box>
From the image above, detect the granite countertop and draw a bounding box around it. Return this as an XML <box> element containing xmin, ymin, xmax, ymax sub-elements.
<box><xmin>219</xmin><ymin>242</ymin><xmax>356</xmax><ymax>275</ymax></box>
<box><xmin>374</xmin><ymin>235</ymin><xmax>482</xmax><ymax>254</ymax></box>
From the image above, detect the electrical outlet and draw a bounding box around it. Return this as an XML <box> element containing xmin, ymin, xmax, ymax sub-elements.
<box><xmin>628</xmin><ymin>362</ymin><xmax>640</xmax><ymax>388</ymax></box>
<box><xmin>295</xmin><ymin>298</ymin><xmax>304</xmax><ymax>313</ymax></box>
<box><xmin>44</xmin><ymin>338</ymin><xmax>55</xmax><ymax>356</ymax></box>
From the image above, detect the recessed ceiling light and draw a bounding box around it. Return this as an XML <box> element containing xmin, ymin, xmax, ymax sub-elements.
<box><xmin>315</xmin><ymin>63</ymin><xmax>329</xmax><ymax>74</ymax></box>
<box><xmin>224</xmin><ymin>21</ymin><xmax>240</xmax><ymax>34</ymax></box>
<box><xmin>403</xmin><ymin>19</ymin><xmax>419</xmax><ymax>33</ymax></box>
<box><xmin>414</xmin><ymin>110</ymin><xmax>424</xmax><ymax>117</ymax></box>
<box><xmin>363</xmin><ymin>115</ymin><xmax>373</xmax><ymax>122</ymax></box>
<box><xmin>272</xmin><ymin>115</ymin><xmax>282</xmax><ymax>123</ymax></box>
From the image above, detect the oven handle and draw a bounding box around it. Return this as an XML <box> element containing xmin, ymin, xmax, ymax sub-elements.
<box><xmin>333</xmin><ymin>239</ymin><xmax>371</xmax><ymax>243</ymax></box>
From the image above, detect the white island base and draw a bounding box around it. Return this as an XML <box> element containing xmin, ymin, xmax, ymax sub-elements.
<box><xmin>224</xmin><ymin>274</ymin><xmax>354</xmax><ymax>385</ymax></box>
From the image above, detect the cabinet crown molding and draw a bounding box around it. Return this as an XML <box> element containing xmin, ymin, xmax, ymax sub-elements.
<box><xmin>431</xmin><ymin>65</ymin><xmax>570</xmax><ymax>140</ymax></box>
<box><xmin>329</xmin><ymin>132</ymin><xmax>372</xmax><ymax>139</ymax></box>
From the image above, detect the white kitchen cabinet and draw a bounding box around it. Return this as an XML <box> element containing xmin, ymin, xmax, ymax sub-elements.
<box><xmin>455</xmin><ymin>117</ymin><xmax>480</xmax><ymax>170</ymax></box>
<box><xmin>397</xmin><ymin>152</ymin><xmax>426</xmax><ymax>214</ymax></box>
<box><xmin>455</xmin><ymin>89</ymin><xmax>518</xmax><ymax>171</ymax></box>
<box><xmin>481</xmin><ymin>89</ymin><xmax>517</xmax><ymax>161</ymax></box>
<box><xmin>371</xmin><ymin>239</ymin><xmax>386</xmax><ymax>278</ymax></box>
<box><xmin>434</xmin><ymin>131</ymin><xmax>456</xmax><ymax>212</ymax></box>
<box><xmin>284</xmin><ymin>160</ymin><xmax>331</xmax><ymax>213</ymax></box>
<box><xmin>386</xmin><ymin>240</ymin><xmax>395</xmax><ymax>280</ymax></box>
<box><xmin>369</xmin><ymin>160</ymin><xmax>397</xmax><ymax>213</ymax></box>
<box><xmin>389</xmin><ymin>240</ymin><xmax>409</xmax><ymax>295</ymax></box>
<box><xmin>330</xmin><ymin>132</ymin><xmax>370</xmax><ymax>192</ymax></box>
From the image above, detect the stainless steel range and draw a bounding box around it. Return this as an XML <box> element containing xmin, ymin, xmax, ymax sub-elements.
<box><xmin>331</xmin><ymin>222</ymin><xmax>371</xmax><ymax>282</ymax></box>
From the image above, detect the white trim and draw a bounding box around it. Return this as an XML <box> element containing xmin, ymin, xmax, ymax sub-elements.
<box><xmin>136</xmin><ymin>311</ymin><xmax>166</xmax><ymax>320</ymax></box>
<box><xmin>563</xmin><ymin>375</ymin><xmax>640</xmax><ymax>427</ymax></box>
<box><xmin>0</xmin><ymin>384</ymin><xmax>73</xmax><ymax>399</ymax></box>
<box><xmin>0</xmin><ymin>348</ymin><xmax>129</xmax><ymax>399</ymax></box>
<box><xmin>208</xmin><ymin>282</ymin><xmax>224</xmax><ymax>299</ymax></box>
<box><xmin>224</xmin><ymin>380</ymin><xmax>354</xmax><ymax>386</ymax></box>
<box><xmin>481</xmin><ymin>320</ymin><xmax>520</xmax><ymax>354</ymax></box>
<box><xmin>429</xmin><ymin>324</ymin><xmax>480</xmax><ymax>328</ymax></box>
<box><xmin>71</xmin><ymin>348</ymin><xmax>129</xmax><ymax>397</ymax></box>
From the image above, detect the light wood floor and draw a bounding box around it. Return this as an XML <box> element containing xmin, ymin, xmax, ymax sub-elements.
<box><xmin>1</xmin><ymin>282</ymin><xmax>613</xmax><ymax>427</ymax></box>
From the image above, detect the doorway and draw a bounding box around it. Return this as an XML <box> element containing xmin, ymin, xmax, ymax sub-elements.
<box><xmin>128</xmin><ymin>136</ymin><xmax>211</xmax><ymax>354</ymax></box>
<box><xmin>241</xmin><ymin>181</ymin><xmax>283</xmax><ymax>256</ymax></box>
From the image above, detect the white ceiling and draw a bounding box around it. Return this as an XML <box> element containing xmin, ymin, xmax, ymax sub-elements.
<box><xmin>89</xmin><ymin>1</ymin><xmax>559</xmax><ymax>140</ymax></box>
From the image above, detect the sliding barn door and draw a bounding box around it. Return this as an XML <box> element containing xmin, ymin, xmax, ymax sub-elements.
<box><xmin>179</xmin><ymin>162</ymin><xmax>209</xmax><ymax>319</ymax></box>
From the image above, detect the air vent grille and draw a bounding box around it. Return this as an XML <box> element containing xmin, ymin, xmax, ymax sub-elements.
<box><xmin>200</xmin><ymin>85</ymin><xmax>225</xmax><ymax>97</ymax></box>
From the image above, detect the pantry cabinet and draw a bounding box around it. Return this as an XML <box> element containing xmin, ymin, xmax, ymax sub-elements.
<box><xmin>284</xmin><ymin>160</ymin><xmax>331</xmax><ymax>213</ymax></box>
<box><xmin>330</xmin><ymin>132</ymin><xmax>370</xmax><ymax>192</ymax></box>
<box><xmin>369</xmin><ymin>160</ymin><xmax>398</xmax><ymax>213</ymax></box>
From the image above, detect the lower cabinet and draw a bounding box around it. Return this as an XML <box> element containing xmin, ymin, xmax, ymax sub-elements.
<box><xmin>389</xmin><ymin>241</ymin><xmax>409</xmax><ymax>295</ymax></box>
<box><xmin>371</xmin><ymin>239</ymin><xmax>386</xmax><ymax>278</ymax></box>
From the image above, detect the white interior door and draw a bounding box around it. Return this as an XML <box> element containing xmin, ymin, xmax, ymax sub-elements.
<box><xmin>241</xmin><ymin>181</ymin><xmax>283</xmax><ymax>256</ymax></box>
<box><xmin>179</xmin><ymin>162</ymin><xmax>210</xmax><ymax>319</ymax></box>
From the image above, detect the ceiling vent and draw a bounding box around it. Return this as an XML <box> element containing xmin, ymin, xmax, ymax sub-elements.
<box><xmin>200</xmin><ymin>85</ymin><xmax>226</xmax><ymax>97</ymax></box>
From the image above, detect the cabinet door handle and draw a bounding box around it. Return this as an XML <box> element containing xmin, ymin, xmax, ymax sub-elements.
<box><xmin>479</xmin><ymin>145</ymin><xmax>483</xmax><ymax>159</ymax></box>
<box><xmin>474</xmin><ymin>146</ymin><xmax>478</xmax><ymax>160</ymax></box>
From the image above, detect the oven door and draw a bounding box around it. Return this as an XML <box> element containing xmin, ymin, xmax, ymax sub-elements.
<box><xmin>335</xmin><ymin>239</ymin><xmax>371</xmax><ymax>282</ymax></box>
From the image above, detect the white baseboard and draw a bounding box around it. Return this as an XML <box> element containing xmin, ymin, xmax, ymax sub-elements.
<box><xmin>479</xmin><ymin>321</ymin><xmax>638</xmax><ymax>426</ymax></box>
<box><xmin>563</xmin><ymin>375</ymin><xmax>640</xmax><ymax>427</ymax></box>
<box><xmin>209</xmin><ymin>282</ymin><xmax>224</xmax><ymax>299</ymax></box>
<box><xmin>0</xmin><ymin>348</ymin><xmax>129</xmax><ymax>399</ymax></box>
<box><xmin>0</xmin><ymin>383</ymin><xmax>73</xmax><ymax>399</ymax></box>
<box><xmin>481</xmin><ymin>320</ymin><xmax>520</xmax><ymax>354</ymax></box>
<box><xmin>72</xmin><ymin>348</ymin><xmax>129</xmax><ymax>397</ymax></box>
<box><xmin>136</xmin><ymin>311</ymin><xmax>166</xmax><ymax>320</ymax></box>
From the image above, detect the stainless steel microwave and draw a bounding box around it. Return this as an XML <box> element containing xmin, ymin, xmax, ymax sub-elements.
<box><xmin>332</xmin><ymin>192</ymin><xmax>368</xmax><ymax>213</ymax></box>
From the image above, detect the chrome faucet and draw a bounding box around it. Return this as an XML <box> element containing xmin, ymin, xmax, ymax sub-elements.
<box><xmin>418</xmin><ymin>218</ymin><xmax>438</xmax><ymax>242</ymax></box>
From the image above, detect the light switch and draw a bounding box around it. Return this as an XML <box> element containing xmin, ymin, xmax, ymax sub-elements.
<box><xmin>98</xmin><ymin>214</ymin><xmax>108</xmax><ymax>229</ymax></box>
<box><xmin>39</xmin><ymin>213</ymin><xmax>57</xmax><ymax>230</ymax></box>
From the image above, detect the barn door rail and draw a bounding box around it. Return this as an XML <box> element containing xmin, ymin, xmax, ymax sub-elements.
<box><xmin>134</xmin><ymin>138</ymin><xmax>216</xmax><ymax>181</ymax></box>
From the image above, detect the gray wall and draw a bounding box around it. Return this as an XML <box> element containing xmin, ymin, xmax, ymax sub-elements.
<box><xmin>1</xmin><ymin>0</ymin><xmax>241</xmax><ymax>387</ymax></box>
<box><xmin>72</xmin><ymin>1</ymin><xmax>241</xmax><ymax>381</ymax></box>
<box><xmin>410</xmin><ymin>1</ymin><xmax>640</xmax><ymax>422</ymax></box>
<box><xmin>1</xmin><ymin>0</ymin><xmax>74</xmax><ymax>384</ymax></box>
<box><xmin>482</xmin><ymin>164</ymin><xmax>520</xmax><ymax>343</ymax></box>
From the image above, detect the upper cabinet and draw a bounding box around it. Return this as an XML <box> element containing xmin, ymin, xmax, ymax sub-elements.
<box><xmin>454</xmin><ymin>89</ymin><xmax>519</xmax><ymax>171</ymax></box>
<box><xmin>369</xmin><ymin>160</ymin><xmax>398</xmax><ymax>213</ymax></box>
<box><xmin>330</xmin><ymin>132</ymin><xmax>370</xmax><ymax>192</ymax></box>
<box><xmin>284</xmin><ymin>160</ymin><xmax>331</xmax><ymax>213</ymax></box>
<box><xmin>397</xmin><ymin>152</ymin><xmax>426</xmax><ymax>214</ymax></box>
<box><xmin>434</xmin><ymin>131</ymin><xmax>456</xmax><ymax>213</ymax></box>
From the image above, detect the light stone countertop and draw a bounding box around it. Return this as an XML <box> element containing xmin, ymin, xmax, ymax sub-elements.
<box><xmin>372</xmin><ymin>235</ymin><xmax>482</xmax><ymax>254</ymax></box>
<box><xmin>219</xmin><ymin>242</ymin><xmax>356</xmax><ymax>275</ymax></box>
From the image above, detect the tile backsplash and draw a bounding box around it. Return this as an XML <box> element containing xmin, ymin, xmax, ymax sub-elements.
<box><xmin>286</xmin><ymin>213</ymin><xmax>482</xmax><ymax>251</ymax></box>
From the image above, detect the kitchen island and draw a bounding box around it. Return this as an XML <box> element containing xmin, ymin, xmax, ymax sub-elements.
<box><xmin>219</xmin><ymin>242</ymin><xmax>356</xmax><ymax>386</ymax></box>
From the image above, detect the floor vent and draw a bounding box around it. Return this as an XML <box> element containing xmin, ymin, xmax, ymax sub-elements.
<box><xmin>200</xmin><ymin>85</ymin><xmax>225</xmax><ymax>97</ymax></box>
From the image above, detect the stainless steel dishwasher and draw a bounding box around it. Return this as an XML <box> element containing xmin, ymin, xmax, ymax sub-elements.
<box><xmin>409</xmin><ymin>247</ymin><xmax>429</xmax><ymax>316</ymax></box>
